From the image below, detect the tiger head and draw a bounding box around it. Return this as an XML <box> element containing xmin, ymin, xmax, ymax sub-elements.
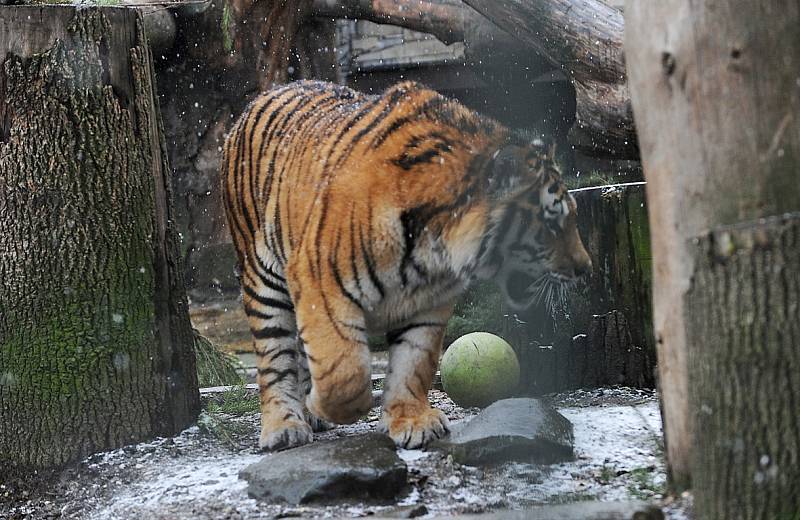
<box><xmin>476</xmin><ymin>139</ymin><xmax>592</xmax><ymax>311</ymax></box>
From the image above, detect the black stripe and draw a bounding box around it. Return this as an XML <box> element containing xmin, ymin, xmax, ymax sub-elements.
<box><xmin>348</xmin><ymin>208</ymin><xmax>364</xmax><ymax>300</ymax></box>
<box><xmin>393</xmin><ymin>147</ymin><xmax>444</xmax><ymax>171</ymax></box>
<box><xmin>253</xmin><ymin>326</ymin><xmax>293</xmax><ymax>340</ymax></box>
<box><xmin>370</xmin><ymin>94</ymin><xmax>441</xmax><ymax>148</ymax></box>
<box><xmin>360</xmin><ymin>202</ymin><xmax>385</xmax><ymax>298</ymax></box>
<box><xmin>334</xmin><ymin>87</ymin><xmax>407</xmax><ymax>167</ymax></box>
<box><xmin>245</xmin><ymin>98</ymin><xmax>281</xmax><ymax>230</ymax></box>
<box><xmin>269</xmin><ymin>93</ymin><xmax>343</xmax><ymax>263</ymax></box>
<box><xmin>255</xmin><ymin>254</ymin><xmax>286</xmax><ymax>282</ymax></box>
<box><xmin>316</xmin><ymin>353</ymin><xmax>345</xmax><ymax>381</ymax></box>
<box><xmin>251</xmin><ymin>263</ymin><xmax>290</xmax><ymax>296</ymax></box>
<box><xmin>329</xmin><ymin>227</ymin><xmax>364</xmax><ymax>311</ymax></box>
<box><xmin>508</xmin><ymin>243</ymin><xmax>546</xmax><ymax>260</ymax></box>
<box><xmin>256</xmin><ymin>93</ymin><xmax>313</xmax><ymax>244</ymax></box>
<box><xmin>308</xmin><ymin>98</ymin><xmax>384</xmax><ymax>277</ymax></box>
<box><xmin>269</xmin><ymin>349</ymin><xmax>298</xmax><ymax>362</ymax></box>
<box><xmin>244</xmin><ymin>304</ymin><xmax>274</xmax><ymax>321</ymax></box>
<box><xmin>331</xmin><ymin>260</ymin><xmax>365</xmax><ymax>311</ymax></box>
<box><xmin>238</xmin><ymin>87</ymin><xmax>295</xmax><ymax>235</ymax></box>
<box><xmin>295</xmin><ymin>98</ymin><xmax>383</xmax><ymax>270</ymax></box>
<box><xmin>386</xmin><ymin>321</ymin><xmax>444</xmax><ymax>345</ymax></box>
<box><xmin>243</xmin><ymin>284</ymin><xmax>294</xmax><ymax>311</ymax></box>
<box><xmin>319</xmin><ymin>287</ymin><xmax>350</xmax><ymax>343</ymax></box>
<box><xmin>398</xmin><ymin>204</ymin><xmax>443</xmax><ymax>285</ymax></box>
<box><xmin>258</xmin><ymin>367</ymin><xmax>297</xmax><ymax>385</ymax></box>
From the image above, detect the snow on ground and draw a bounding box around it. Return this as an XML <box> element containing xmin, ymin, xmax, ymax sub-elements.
<box><xmin>2</xmin><ymin>388</ymin><xmax>691</xmax><ymax>519</ymax></box>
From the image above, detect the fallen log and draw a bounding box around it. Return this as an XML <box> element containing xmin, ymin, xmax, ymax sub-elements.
<box><xmin>461</xmin><ymin>0</ymin><xmax>635</xmax><ymax>159</ymax></box>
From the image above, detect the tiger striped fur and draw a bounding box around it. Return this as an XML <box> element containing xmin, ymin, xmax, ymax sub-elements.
<box><xmin>222</xmin><ymin>80</ymin><xmax>591</xmax><ymax>451</ymax></box>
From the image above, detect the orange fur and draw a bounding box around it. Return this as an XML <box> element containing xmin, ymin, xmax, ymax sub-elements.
<box><xmin>222</xmin><ymin>80</ymin><xmax>590</xmax><ymax>450</ymax></box>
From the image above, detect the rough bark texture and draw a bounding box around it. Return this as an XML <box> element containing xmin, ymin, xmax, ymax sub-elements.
<box><xmin>686</xmin><ymin>214</ymin><xmax>800</xmax><ymax>519</ymax></box>
<box><xmin>626</xmin><ymin>0</ymin><xmax>800</xmax><ymax>494</ymax></box>
<box><xmin>0</xmin><ymin>6</ymin><xmax>199</xmax><ymax>474</ymax></box>
<box><xmin>461</xmin><ymin>0</ymin><xmax>634</xmax><ymax>159</ymax></box>
<box><xmin>498</xmin><ymin>183</ymin><xmax>655</xmax><ymax>395</ymax></box>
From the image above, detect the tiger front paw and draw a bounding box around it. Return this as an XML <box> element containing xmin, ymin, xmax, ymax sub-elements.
<box><xmin>259</xmin><ymin>418</ymin><xmax>313</xmax><ymax>451</ymax></box>
<box><xmin>379</xmin><ymin>405</ymin><xmax>450</xmax><ymax>449</ymax></box>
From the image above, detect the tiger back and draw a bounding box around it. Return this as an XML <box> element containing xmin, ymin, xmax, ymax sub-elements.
<box><xmin>222</xmin><ymin>80</ymin><xmax>591</xmax><ymax>451</ymax></box>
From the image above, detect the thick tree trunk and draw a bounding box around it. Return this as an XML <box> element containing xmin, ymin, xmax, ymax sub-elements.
<box><xmin>686</xmin><ymin>214</ymin><xmax>800</xmax><ymax>518</ymax></box>
<box><xmin>0</xmin><ymin>6</ymin><xmax>199</xmax><ymax>474</ymax></box>
<box><xmin>460</xmin><ymin>0</ymin><xmax>635</xmax><ymax>159</ymax></box>
<box><xmin>626</xmin><ymin>0</ymin><xmax>800</xmax><ymax>500</ymax></box>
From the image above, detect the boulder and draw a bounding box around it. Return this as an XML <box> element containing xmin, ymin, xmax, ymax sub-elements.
<box><xmin>239</xmin><ymin>433</ymin><xmax>407</xmax><ymax>504</ymax></box>
<box><xmin>431</xmin><ymin>398</ymin><xmax>573</xmax><ymax>465</ymax></box>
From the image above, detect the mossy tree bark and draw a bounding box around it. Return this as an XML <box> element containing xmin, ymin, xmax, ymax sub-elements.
<box><xmin>626</xmin><ymin>0</ymin><xmax>800</xmax><ymax>502</ymax></box>
<box><xmin>0</xmin><ymin>6</ymin><xmax>199</xmax><ymax>474</ymax></box>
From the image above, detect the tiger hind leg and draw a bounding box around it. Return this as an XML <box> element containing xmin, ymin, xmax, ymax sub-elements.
<box><xmin>379</xmin><ymin>304</ymin><xmax>452</xmax><ymax>449</ymax></box>
<box><xmin>241</xmin><ymin>261</ymin><xmax>312</xmax><ymax>451</ymax></box>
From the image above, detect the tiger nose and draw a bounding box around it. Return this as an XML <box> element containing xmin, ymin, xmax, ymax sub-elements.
<box><xmin>574</xmin><ymin>259</ymin><xmax>592</xmax><ymax>278</ymax></box>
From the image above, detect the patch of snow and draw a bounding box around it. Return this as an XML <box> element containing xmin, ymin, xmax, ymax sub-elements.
<box><xmin>397</xmin><ymin>448</ymin><xmax>430</xmax><ymax>463</ymax></box>
<box><xmin>88</xmin><ymin>453</ymin><xmax>262</xmax><ymax>520</ymax></box>
<box><xmin>563</xmin><ymin>402</ymin><xmax>663</xmax><ymax>474</ymax></box>
<box><xmin>397</xmin><ymin>486</ymin><xmax>421</xmax><ymax>506</ymax></box>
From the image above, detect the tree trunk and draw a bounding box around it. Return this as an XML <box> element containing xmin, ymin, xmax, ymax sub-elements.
<box><xmin>626</xmin><ymin>0</ymin><xmax>800</xmax><ymax>500</ymax></box>
<box><xmin>460</xmin><ymin>0</ymin><xmax>635</xmax><ymax>159</ymax></box>
<box><xmin>226</xmin><ymin>0</ymin><xmax>313</xmax><ymax>89</ymax></box>
<box><xmin>686</xmin><ymin>214</ymin><xmax>800</xmax><ymax>519</ymax></box>
<box><xmin>0</xmin><ymin>6</ymin><xmax>199</xmax><ymax>474</ymax></box>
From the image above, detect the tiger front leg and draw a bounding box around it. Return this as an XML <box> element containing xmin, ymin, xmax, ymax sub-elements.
<box><xmin>379</xmin><ymin>305</ymin><xmax>453</xmax><ymax>449</ymax></box>
<box><xmin>291</xmin><ymin>272</ymin><xmax>374</xmax><ymax>425</ymax></box>
<box><xmin>242</xmin><ymin>263</ymin><xmax>312</xmax><ymax>452</ymax></box>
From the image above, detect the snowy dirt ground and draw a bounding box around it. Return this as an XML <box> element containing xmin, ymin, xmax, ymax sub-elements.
<box><xmin>1</xmin><ymin>388</ymin><xmax>692</xmax><ymax>519</ymax></box>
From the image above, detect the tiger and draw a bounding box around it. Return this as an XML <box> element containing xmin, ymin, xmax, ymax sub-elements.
<box><xmin>221</xmin><ymin>80</ymin><xmax>592</xmax><ymax>451</ymax></box>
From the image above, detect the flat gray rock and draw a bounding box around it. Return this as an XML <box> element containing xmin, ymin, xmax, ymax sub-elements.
<box><xmin>239</xmin><ymin>433</ymin><xmax>407</xmax><ymax>504</ymax></box>
<box><xmin>431</xmin><ymin>398</ymin><xmax>573</xmax><ymax>465</ymax></box>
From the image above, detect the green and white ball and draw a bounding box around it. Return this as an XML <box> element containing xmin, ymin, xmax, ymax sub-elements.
<box><xmin>440</xmin><ymin>332</ymin><xmax>520</xmax><ymax>408</ymax></box>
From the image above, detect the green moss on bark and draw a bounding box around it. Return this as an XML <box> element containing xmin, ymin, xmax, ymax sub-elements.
<box><xmin>0</xmin><ymin>6</ymin><xmax>198</xmax><ymax>473</ymax></box>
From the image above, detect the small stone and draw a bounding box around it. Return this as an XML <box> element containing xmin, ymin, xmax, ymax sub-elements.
<box><xmin>431</xmin><ymin>398</ymin><xmax>573</xmax><ymax>466</ymax></box>
<box><xmin>239</xmin><ymin>433</ymin><xmax>407</xmax><ymax>504</ymax></box>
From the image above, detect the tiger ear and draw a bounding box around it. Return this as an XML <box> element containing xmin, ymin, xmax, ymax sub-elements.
<box><xmin>488</xmin><ymin>145</ymin><xmax>533</xmax><ymax>199</ymax></box>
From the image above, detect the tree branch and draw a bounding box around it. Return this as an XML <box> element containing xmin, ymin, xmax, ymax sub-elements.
<box><xmin>311</xmin><ymin>0</ymin><xmax>525</xmax><ymax>52</ymax></box>
<box><xmin>460</xmin><ymin>0</ymin><xmax>635</xmax><ymax>158</ymax></box>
